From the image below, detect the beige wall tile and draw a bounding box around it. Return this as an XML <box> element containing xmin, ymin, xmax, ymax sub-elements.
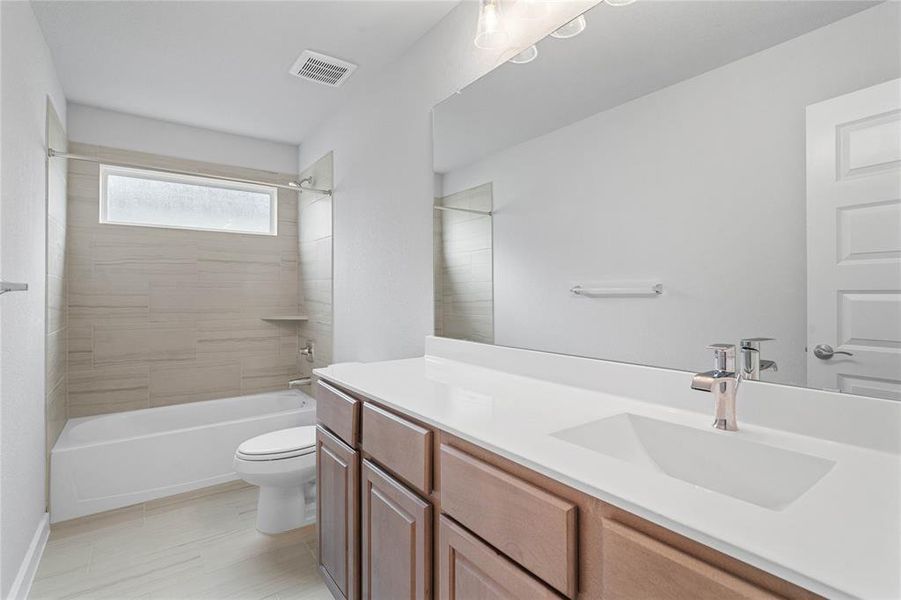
<box><xmin>46</xmin><ymin>105</ymin><xmax>68</xmax><ymax>497</ymax></box>
<box><xmin>297</xmin><ymin>152</ymin><xmax>334</xmax><ymax>370</ymax></box>
<box><xmin>149</xmin><ymin>362</ymin><xmax>242</xmax><ymax>406</ymax></box>
<box><xmin>196</xmin><ymin>327</ymin><xmax>280</xmax><ymax>359</ymax></box>
<box><xmin>241</xmin><ymin>356</ymin><xmax>301</xmax><ymax>395</ymax></box>
<box><xmin>47</xmin><ymin>376</ymin><xmax>67</xmax><ymax>444</ymax></box>
<box><xmin>67</xmin><ymin>324</ymin><xmax>94</xmax><ymax>371</ymax></box>
<box><xmin>68</xmin><ymin>366</ymin><xmax>150</xmax><ymax>417</ymax></box>
<box><xmin>93</xmin><ymin>323</ymin><xmax>196</xmax><ymax>366</ymax></box>
<box><xmin>66</xmin><ymin>143</ymin><xmax>308</xmax><ymax>417</ymax></box>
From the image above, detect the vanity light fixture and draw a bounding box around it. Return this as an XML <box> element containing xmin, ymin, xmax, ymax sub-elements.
<box><xmin>550</xmin><ymin>15</ymin><xmax>587</xmax><ymax>39</ymax></box>
<box><xmin>510</xmin><ymin>44</ymin><xmax>539</xmax><ymax>64</ymax></box>
<box><xmin>474</xmin><ymin>0</ymin><xmax>510</xmax><ymax>49</ymax></box>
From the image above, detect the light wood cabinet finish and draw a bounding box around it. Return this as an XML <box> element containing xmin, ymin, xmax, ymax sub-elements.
<box><xmin>362</xmin><ymin>402</ymin><xmax>433</xmax><ymax>494</ymax></box>
<box><xmin>439</xmin><ymin>444</ymin><xmax>578</xmax><ymax>598</ymax></box>
<box><xmin>440</xmin><ymin>432</ymin><xmax>821</xmax><ymax>600</ymax></box>
<box><xmin>315</xmin><ymin>377</ymin><xmax>822</xmax><ymax>600</ymax></box>
<box><xmin>600</xmin><ymin>519</ymin><xmax>780</xmax><ymax>600</ymax></box>
<box><xmin>361</xmin><ymin>460</ymin><xmax>432</xmax><ymax>600</ymax></box>
<box><xmin>317</xmin><ymin>426</ymin><xmax>360</xmax><ymax>600</ymax></box>
<box><xmin>438</xmin><ymin>515</ymin><xmax>562</xmax><ymax>600</ymax></box>
<box><xmin>317</xmin><ymin>381</ymin><xmax>360</xmax><ymax>447</ymax></box>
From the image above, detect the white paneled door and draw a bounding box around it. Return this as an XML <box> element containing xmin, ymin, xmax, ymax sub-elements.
<box><xmin>806</xmin><ymin>79</ymin><xmax>901</xmax><ymax>400</ymax></box>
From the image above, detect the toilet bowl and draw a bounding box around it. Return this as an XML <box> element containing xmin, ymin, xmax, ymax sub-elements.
<box><xmin>233</xmin><ymin>426</ymin><xmax>317</xmax><ymax>534</ymax></box>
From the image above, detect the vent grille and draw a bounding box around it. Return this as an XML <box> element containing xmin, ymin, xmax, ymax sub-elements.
<box><xmin>289</xmin><ymin>50</ymin><xmax>357</xmax><ymax>87</ymax></box>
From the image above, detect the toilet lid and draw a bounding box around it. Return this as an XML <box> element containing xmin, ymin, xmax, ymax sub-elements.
<box><xmin>237</xmin><ymin>426</ymin><xmax>316</xmax><ymax>461</ymax></box>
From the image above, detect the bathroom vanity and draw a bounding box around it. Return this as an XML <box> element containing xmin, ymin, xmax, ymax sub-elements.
<box><xmin>313</xmin><ymin>337</ymin><xmax>900</xmax><ymax>600</ymax></box>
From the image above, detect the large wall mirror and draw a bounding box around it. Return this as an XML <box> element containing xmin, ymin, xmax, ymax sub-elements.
<box><xmin>433</xmin><ymin>0</ymin><xmax>901</xmax><ymax>400</ymax></box>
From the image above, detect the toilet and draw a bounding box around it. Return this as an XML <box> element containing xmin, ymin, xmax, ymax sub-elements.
<box><xmin>233</xmin><ymin>426</ymin><xmax>317</xmax><ymax>534</ymax></box>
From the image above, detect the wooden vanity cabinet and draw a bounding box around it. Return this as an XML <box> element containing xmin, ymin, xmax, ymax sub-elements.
<box><xmin>316</xmin><ymin>426</ymin><xmax>360</xmax><ymax>600</ymax></box>
<box><xmin>315</xmin><ymin>380</ymin><xmax>822</xmax><ymax>600</ymax></box>
<box><xmin>361</xmin><ymin>460</ymin><xmax>432</xmax><ymax>600</ymax></box>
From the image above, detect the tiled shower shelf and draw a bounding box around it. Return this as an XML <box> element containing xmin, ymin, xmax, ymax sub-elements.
<box><xmin>260</xmin><ymin>315</ymin><xmax>309</xmax><ymax>321</ymax></box>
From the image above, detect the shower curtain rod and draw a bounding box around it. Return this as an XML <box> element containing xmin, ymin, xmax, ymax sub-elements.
<box><xmin>47</xmin><ymin>148</ymin><xmax>332</xmax><ymax>195</ymax></box>
<box><xmin>433</xmin><ymin>205</ymin><xmax>493</xmax><ymax>217</ymax></box>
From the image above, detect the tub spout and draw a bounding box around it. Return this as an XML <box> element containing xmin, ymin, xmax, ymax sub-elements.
<box><xmin>289</xmin><ymin>377</ymin><xmax>312</xmax><ymax>390</ymax></box>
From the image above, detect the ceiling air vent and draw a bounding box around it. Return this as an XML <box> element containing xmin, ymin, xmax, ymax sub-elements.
<box><xmin>289</xmin><ymin>50</ymin><xmax>357</xmax><ymax>87</ymax></box>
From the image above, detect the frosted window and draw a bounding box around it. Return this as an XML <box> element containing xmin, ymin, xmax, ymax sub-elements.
<box><xmin>100</xmin><ymin>165</ymin><xmax>277</xmax><ymax>235</ymax></box>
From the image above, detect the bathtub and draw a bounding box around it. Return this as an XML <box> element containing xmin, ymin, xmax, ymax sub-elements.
<box><xmin>50</xmin><ymin>388</ymin><xmax>315</xmax><ymax>523</ymax></box>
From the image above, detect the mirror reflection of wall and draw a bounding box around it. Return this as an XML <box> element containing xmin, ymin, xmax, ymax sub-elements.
<box><xmin>433</xmin><ymin>183</ymin><xmax>494</xmax><ymax>344</ymax></box>
<box><xmin>432</xmin><ymin>1</ymin><xmax>901</xmax><ymax>400</ymax></box>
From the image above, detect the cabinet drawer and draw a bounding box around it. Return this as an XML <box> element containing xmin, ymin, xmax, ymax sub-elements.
<box><xmin>316</xmin><ymin>426</ymin><xmax>360</xmax><ymax>600</ymax></box>
<box><xmin>316</xmin><ymin>380</ymin><xmax>360</xmax><ymax>447</ymax></box>
<box><xmin>439</xmin><ymin>445</ymin><xmax>578</xmax><ymax>598</ymax></box>
<box><xmin>601</xmin><ymin>519</ymin><xmax>780</xmax><ymax>600</ymax></box>
<box><xmin>361</xmin><ymin>403</ymin><xmax>432</xmax><ymax>494</ymax></box>
<box><xmin>361</xmin><ymin>460</ymin><xmax>432</xmax><ymax>600</ymax></box>
<box><xmin>439</xmin><ymin>515</ymin><xmax>562</xmax><ymax>600</ymax></box>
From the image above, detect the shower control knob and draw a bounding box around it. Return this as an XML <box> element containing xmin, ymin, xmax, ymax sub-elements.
<box><xmin>813</xmin><ymin>344</ymin><xmax>853</xmax><ymax>360</ymax></box>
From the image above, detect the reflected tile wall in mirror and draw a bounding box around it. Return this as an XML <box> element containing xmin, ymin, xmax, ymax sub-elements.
<box><xmin>434</xmin><ymin>183</ymin><xmax>494</xmax><ymax>344</ymax></box>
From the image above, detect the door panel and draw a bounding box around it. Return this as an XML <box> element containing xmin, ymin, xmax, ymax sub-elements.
<box><xmin>806</xmin><ymin>78</ymin><xmax>901</xmax><ymax>398</ymax></box>
<box><xmin>438</xmin><ymin>515</ymin><xmax>561</xmax><ymax>600</ymax></box>
<box><xmin>318</xmin><ymin>425</ymin><xmax>360</xmax><ymax>600</ymax></box>
<box><xmin>361</xmin><ymin>459</ymin><xmax>431</xmax><ymax>600</ymax></box>
<box><xmin>600</xmin><ymin>520</ymin><xmax>778</xmax><ymax>600</ymax></box>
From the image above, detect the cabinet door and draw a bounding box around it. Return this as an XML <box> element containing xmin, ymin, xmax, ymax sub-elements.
<box><xmin>317</xmin><ymin>426</ymin><xmax>360</xmax><ymax>600</ymax></box>
<box><xmin>361</xmin><ymin>459</ymin><xmax>432</xmax><ymax>600</ymax></box>
<box><xmin>601</xmin><ymin>520</ymin><xmax>781</xmax><ymax>600</ymax></box>
<box><xmin>438</xmin><ymin>515</ymin><xmax>562</xmax><ymax>600</ymax></box>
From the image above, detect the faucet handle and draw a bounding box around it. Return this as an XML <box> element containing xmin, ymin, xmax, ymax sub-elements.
<box><xmin>741</xmin><ymin>337</ymin><xmax>774</xmax><ymax>350</ymax></box>
<box><xmin>706</xmin><ymin>343</ymin><xmax>736</xmax><ymax>371</ymax></box>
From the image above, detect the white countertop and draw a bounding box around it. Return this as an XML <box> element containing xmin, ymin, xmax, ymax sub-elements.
<box><xmin>315</xmin><ymin>343</ymin><xmax>900</xmax><ymax>600</ymax></box>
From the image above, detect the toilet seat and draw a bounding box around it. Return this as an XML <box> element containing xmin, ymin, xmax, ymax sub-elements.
<box><xmin>236</xmin><ymin>426</ymin><xmax>316</xmax><ymax>461</ymax></box>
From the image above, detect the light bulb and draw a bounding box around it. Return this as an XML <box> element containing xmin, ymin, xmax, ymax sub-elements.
<box><xmin>509</xmin><ymin>45</ymin><xmax>538</xmax><ymax>64</ymax></box>
<box><xmin>550</xmin><ymin>15</ymin><xmax>587</xmax><ymax>39</ymax></box>
<box><xmin>605</xmin><ymin>0</ymin><xmax>637</xmax><ymax>5</ymax></box>
<box><xmin>474</xmin><ymin>0</ymin><xmax>509</xmax><ymax>49</ymax></box>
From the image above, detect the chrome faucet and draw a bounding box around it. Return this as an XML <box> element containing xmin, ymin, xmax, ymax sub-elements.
<box><xmin>740</xmin><ymin>337</ymin><xmax>778</xmax><ymax>381</ymax></box>
<box><xmin>691</xmin><ymin>344</ymin><xmax>742</xmax><ymax>431</ymax></box>
<box><xmin>299</xmin><ymin>341</ymin><xmax>314</xmax><ymax>363</ymax></box>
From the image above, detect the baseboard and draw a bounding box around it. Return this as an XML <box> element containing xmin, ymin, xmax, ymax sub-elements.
<box><xmin>7</xmin><ymin>513</ymin><xmax>50</xmax><ymax>600</ymax></box>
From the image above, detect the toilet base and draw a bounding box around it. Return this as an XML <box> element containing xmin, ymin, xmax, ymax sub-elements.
<box><xmin>256</xmin><ymin>485</ymin><xmax>306</xmax><ymax>534</ymax></box>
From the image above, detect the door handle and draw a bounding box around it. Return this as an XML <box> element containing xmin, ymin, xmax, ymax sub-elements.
<box><xmin>813</xmin><ymin>344</ymin><xmax>854</xmax><ymax>360</ymax></box>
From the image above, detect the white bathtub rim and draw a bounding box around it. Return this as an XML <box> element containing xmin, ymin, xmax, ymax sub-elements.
<box><xmin>54</xmin><ymin>390</ymin><xmax>314</xmax><ymax>452</ymax></box>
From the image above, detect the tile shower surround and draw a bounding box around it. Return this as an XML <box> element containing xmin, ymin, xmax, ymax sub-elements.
<box><xmin>46</xmin><ymin>104</ymin><xmax>68</xmax><ymax>486</ymax></box>
<box><xmin>297</xmin><ymin>152</ymin><xmax>334</xmax><ymax>375</ymax></box>
<box><xmin>65</xmin><ymin>143</ymin><xmax>307</xmax><ymax>417</ymax></box>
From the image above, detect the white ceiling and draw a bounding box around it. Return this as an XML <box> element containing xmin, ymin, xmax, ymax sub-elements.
<box><xmin>31</xmin><ymin>0</ymin><xmax>459</xmax><ymax>145</ymax></box>
<box><xmin>434</xmin><ymin>0</ymin><xmax>881</xmax><ymax>173</ymax></box>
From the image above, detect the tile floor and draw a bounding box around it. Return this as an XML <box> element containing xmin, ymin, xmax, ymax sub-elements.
<box><xmin>30</xmin><ymin>482</ymin><xmax>331</xmax><ymax>600</ymax></box>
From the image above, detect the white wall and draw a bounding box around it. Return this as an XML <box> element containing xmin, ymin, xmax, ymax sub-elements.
<box><xmin>298</xmin><ymin>1</ymin><xmax>597</xmax><ymax>363</ymax></box>
<box><xmin>68</xmin><ymin>104</ymin><xmax>298</xmax><ymax>174</ymax></box>
<box><xmin>0</xmin><ymin>2</ymin><xmax>66</xmax><ymax>596</ymax></box>
<box><xmin>441</xmin><ymin>2</ymin><xmax>901</xmax><ymax>383</ymax></box>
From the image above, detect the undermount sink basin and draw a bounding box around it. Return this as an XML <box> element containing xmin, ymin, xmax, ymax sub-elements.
<box><xmin>551</xmin><ymin>413</ymin><xmax>835</xmax><ymax>510</ymax></box>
